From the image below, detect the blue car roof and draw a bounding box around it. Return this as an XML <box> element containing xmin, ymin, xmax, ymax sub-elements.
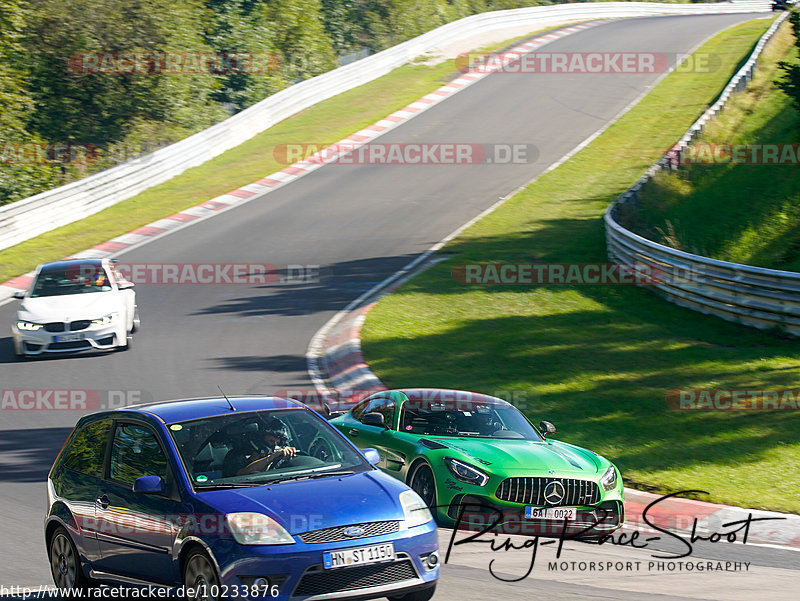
<box><xmin>120</xmin><ymin>396</ymin><xmax>305</xmax><ymax>424</ymax></box>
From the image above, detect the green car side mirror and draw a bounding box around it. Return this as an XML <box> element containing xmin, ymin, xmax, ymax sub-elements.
<box><xmin>539</xmin><ymin>420</ymin><xmax>556</xmax><ymax>438</ymax></box>
<box><xmin>362</xmin><ymin>412</ymin><xmax>387</xmax><ymax>429</ymax></box>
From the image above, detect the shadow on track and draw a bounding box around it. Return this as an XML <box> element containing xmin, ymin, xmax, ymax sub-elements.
<box><xmin>0</xmin><ymin>428</ymin><xmax>73</xmax><ymax>482</ymax></box>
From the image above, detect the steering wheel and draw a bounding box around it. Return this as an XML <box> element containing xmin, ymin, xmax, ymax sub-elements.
<box><xmin>309</xmin><ymin>438</ymin><xmax>335</xmax><ymax>461</ymax></box>
<box><xmin>265</xmin><ymin>449</ymin><xmax>311</xmax><ymax>469</ymax></box>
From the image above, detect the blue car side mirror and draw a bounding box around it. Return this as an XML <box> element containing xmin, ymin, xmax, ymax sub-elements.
<box><xmin>133</xmin><ymin>475</ymin><xmax>164</xmax><ymax>494</ymax></box>
<box><xmin>362</xmin><ymin>448</ymin><xmax>381</xmax><ymax>465</ymax></box>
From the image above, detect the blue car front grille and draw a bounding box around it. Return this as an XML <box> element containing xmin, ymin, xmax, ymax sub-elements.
<box><xmin>298</xmin><ymin>520</ymin><xmax>400</xmax><ymax>544</ymax></box>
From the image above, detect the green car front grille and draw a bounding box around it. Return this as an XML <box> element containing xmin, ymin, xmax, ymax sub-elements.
<box><xmin>496</xmin><ymin>477</ymin><xmax>601</xmax><ymax>507</ymax></box>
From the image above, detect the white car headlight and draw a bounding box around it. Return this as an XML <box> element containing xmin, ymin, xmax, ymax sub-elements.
<box><xmin>17</xmin><ymin>320</ymin><xmax>43</xmax><ymax>331</ymax></box>
<box><xmin>600</xmin><ymin>466</ymin><xmax>618</xmax><ymax>491</ymax></box>
<box><xmin>400</xmin><ymin>490</ymin><xmax>433</xmax><ymax>528</ymax></box>
<box><xmin>226</xmin><ymin>513</ymin><xmax>295</xmax><ymax>545</ymax></box>
<box><xmin>91</xmin><ymin>313</ymin><xmax>118</xmax><ymax>326</ymax></box>
<box><xmin>444</xmin><ymin>457</ymin><xmax>489</xmax><ymax>487</ymax></box>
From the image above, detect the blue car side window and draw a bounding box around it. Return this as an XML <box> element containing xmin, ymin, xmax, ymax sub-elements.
<box><xmin>61</xmin><ymin>419</ymin><xmax>112</xmax><ymax>478</ymax></box>
<box><xmin>109</xmin><ymin>423</ymin><xmax>168</xmax><ymax>487</ymax></box>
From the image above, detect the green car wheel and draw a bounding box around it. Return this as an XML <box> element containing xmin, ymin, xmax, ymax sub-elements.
<box><xmin>409</xmin><ymin>462</ymin><xmax>437</xmax><ymax>509</ymax></box>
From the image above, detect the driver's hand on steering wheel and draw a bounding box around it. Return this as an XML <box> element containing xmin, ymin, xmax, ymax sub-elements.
<box><xmin>270</xmin><ymin>446</ymin><xmax>297</xmax><ymax>460</ymax></box>
<box><xmin>237</xmin><ymin>447</ymin><xmax>297</xmax><ymax>475</ymax></box>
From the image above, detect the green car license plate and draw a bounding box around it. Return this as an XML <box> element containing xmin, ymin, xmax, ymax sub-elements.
<box><xmin>525</xmin><ymin>507</ymin><xmax>576</xmax><ymax>520</ymax></box>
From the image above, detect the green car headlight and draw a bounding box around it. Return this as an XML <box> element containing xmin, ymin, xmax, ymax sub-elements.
<box><xmin>17</xmin><ymin>321</ymin><xmax>43</xmax><ymax>331</ymax></box>
<box><xmin>600</xmin><ymin>466</ymin><xmax>618</xmax><ymax>491</ymax></box>
<box><xmin>444</xmin><ymin>457</ymin><xmax>489</xmax><ymax>487</ymax></box>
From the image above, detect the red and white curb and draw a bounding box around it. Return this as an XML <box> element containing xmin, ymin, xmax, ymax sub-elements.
<box><xmin>0</xmin><ymin>20</ymin><xmax>607</xmax><ymax>303</ymax></box>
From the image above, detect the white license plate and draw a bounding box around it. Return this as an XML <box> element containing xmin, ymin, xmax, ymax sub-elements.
<box><xmin>53</xmin><ymin>333</ymin><xmax>85</xmax><ymax>342</ymax></box>
<box><xmin>525</xmin><ymin>507</ymin><xmax>577</xmax><ymax>520</ymax></box>
<box><xmin>323</xmin><ymin>543</ymin><xmax>395</xmax><ymax>569</ymax></box>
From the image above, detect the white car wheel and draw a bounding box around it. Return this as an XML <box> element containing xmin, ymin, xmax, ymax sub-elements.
<box><xmin>115</xmin><ymin>328</ymin><xmax>131</xmax><ymax>352</ymax></box>
<box><xmin>130</xmin><ymin>308</ymin><xmax>140</xmax><ymax>334</ymax></box>
<box><xmin>13</xmin><ymin>339</ymin><xmax>27</xmax><ymax>359</ymax></box>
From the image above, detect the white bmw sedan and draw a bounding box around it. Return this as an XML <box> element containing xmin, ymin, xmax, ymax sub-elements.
<box><xmin>11</xmin><ymin>259</ymin><xmax>138</xmax><ymax>358</ymax></box>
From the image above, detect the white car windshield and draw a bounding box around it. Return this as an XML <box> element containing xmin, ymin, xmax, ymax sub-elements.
<box><xmin>30</xmin><ymin>265</ymin><xmax>113</xmax><ymax>297</ymax></box>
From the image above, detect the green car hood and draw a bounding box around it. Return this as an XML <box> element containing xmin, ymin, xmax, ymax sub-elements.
<box><xmin>424</xmin><ymin>437</ymin><xmax>604</xmax><ymax>476</ymax></box>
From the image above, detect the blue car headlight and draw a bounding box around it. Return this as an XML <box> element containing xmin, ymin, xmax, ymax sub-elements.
<box><xmin>600</xmin><ymin>466</ymin><xmax>618</xmax><ymax>491</ymax></box>
<box><xmin>400</xmin><ymin>490</ymin><xmax>433</xmax><ymax>528</ymax></box>
<box><xmin>226</xmin><ymin>513</ymin><xmax>295</xmax><ymax>545</ymax></box>
<box><xmin>444</xmin><ymin>457</ymin><xmax>489</xmax><ymax>487</ymax></box>
<box><xmin>17</xmin><ymin>320</ymin><xmax>43</xmax><ymax>331</ymax></box>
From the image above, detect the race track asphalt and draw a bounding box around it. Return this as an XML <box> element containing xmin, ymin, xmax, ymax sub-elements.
<box><xmin>1</xmin><ymin>12</ymin><xmax>795</xmax><ymax>598</ymax></box>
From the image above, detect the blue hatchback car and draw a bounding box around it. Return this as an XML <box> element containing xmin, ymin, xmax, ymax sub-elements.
<box><xmin>45</xmin><ymin>397</ymin><xmax>439</xmax><ymax>600</ymax></box>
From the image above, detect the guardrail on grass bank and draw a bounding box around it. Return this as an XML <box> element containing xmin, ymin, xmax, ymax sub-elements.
<box><xmin>604</xmin><ymin>12</ymin><xmax>800</xmax><ymax>336</ymax></box>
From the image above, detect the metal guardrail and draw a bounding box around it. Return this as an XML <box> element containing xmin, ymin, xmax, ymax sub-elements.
<box><xmin>605</xmin><ymin>11</ymin><xmax>800</xmax><ymax>336</ymax></box>
<box><xmin>0</xmin><ymin>1</ymin><xmax>771</xmax><ymax>253</ymax></box>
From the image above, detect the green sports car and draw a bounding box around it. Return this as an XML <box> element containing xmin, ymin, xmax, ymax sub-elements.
<box><xmin>330</xmin><ymin>389</ymin><xmax>624</xmax><ymax>536</ymax></box>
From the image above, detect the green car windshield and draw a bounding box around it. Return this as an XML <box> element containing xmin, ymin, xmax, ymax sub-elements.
<box><xmin>398</xmin><ymin>399</ymin><xmax>542</xmax><ymax>440</ymax></box>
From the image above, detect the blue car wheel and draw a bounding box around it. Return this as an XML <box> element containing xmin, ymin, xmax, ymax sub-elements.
<box><xmin>49</xmin><ymin>527</ymin><xmax>93</xmax><ymax>591</ymax></box>
<box><xmin>183</xmin><ymin>548</ymin><xmax>222</xmax><ymax>601</ymax></box>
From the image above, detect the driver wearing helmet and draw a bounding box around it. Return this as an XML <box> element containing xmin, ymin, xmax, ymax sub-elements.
<box><xmin>224</xmin><ymin>417</ymin><xmax>297</xmax><ymax>476</ymax></box>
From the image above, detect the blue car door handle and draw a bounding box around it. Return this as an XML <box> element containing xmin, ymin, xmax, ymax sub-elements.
<box><xmin>349</xmin><ymin>429</ymin><xmax>359</xmax><ymax>437</ymax></box>
<box><xmin>96</xmin><ymin>494</ymin><xmax>110</xmax><ymax>509</ymax></box>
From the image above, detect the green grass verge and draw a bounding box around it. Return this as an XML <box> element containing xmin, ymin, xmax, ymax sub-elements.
<box><xmin>0</xmin><ymin>26</ymin><xmax>562</xmax><ymax>283</ymax></box>
<box><xmin>623</xmin><ymin>22</ymin><xmax>800</xmax><ymax>271</ymax></box>
<box><xmin>362</xmin><ymin>17</ymin><xmax>800</xmax><ymax>514</ymax></box>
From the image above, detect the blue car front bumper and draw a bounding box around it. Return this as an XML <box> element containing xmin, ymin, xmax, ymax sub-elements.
<box><xmin>212</xmin><ymin>523</ymin><xmax>439</xmax><ymax>600</ymax></box>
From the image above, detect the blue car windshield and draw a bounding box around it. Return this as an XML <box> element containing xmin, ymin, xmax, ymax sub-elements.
<box><xmin>168</xmin><ymin>409</ymin><xmax>370</xmax><ymax>488</ymax></box>
<box><xmin>399</xmin><ymin>399</ymin><xmax>543</xmax><ymax>440</ymax></box>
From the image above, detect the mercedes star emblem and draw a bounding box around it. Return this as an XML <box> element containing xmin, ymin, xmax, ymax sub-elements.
<box><xmin>543</xmin><ymin>481</ymin><xmax>565</xmax><ymax>505</ymax></box>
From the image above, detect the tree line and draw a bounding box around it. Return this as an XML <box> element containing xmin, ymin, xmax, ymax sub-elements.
<box><xmin>0</xmin><ymin>0</ymin><xmax>697</xmax><ymax>206</ymax></box>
